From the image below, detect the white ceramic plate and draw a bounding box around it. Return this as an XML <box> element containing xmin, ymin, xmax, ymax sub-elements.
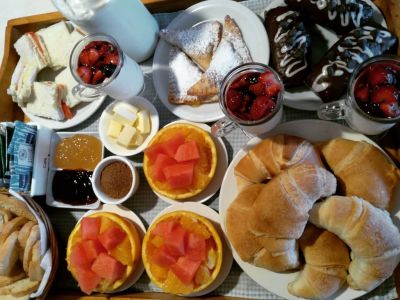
<box><xmin>264</xmin><ymin>0</ymin><xmax>387</xmax><ymax>111</ymax></box>
<box><xmin>99</xmin><ymin>96</ymin><xmax>160</xmax><ymax>156</ymax></box>
<box><xmin>218</xmin><ymin>119</ymin><xmax>400</xmax><ymax>300</ymax></box>
<box><xmin>151</xmin><ymin>202</ymin><xmax>233</xmax><ymax>297</ymax></box>
<box><xmin>152</xmin><ymin>0</ymin><xmax>269</xmax><ymax>122</ymax></box>
<box><xmin>153</xmin><ymin>120</ymin><xmax>228</xmax><ymax>205</ymax></box>
<box><xmin>80</xmin><ymin>204</ymin><xmax>146</xmax><ymax>293</ymax></box>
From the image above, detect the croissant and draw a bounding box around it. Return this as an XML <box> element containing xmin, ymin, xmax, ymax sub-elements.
<box><xmin>288</xmin><ymin>224</ymin><xmax>350</xmax><ymax>299</ymax></box>
<box><xmin>320</xmin><ymin>138</ymin><xmax>400</xmax><ymax>210</ymax></box>
<box><xmin>226</xmin><ymin>164</ymin><xmax>337</xmax><ymax>272</ymax></box>
<box><xmin>235</xmin><ymin>134</ymin><xmax>323</xmax><ymax>191</ymax></box>
<box><xmin>309</xmin><ymin>196</ymin><xmax>400</xmax><ymax>292</ymax></box>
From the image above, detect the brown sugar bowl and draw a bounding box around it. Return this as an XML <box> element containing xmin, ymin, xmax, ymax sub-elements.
<box><xmin>92</xmin><ymin>156</ymin><xmax>139</xmax><ymax>204</ymax></box>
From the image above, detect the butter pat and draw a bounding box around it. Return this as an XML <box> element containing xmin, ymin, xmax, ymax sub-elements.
<box><xmin>137</xmin><ymin>110</ymin><xmax>150</xmax><ymax>134</ymax></box>
<box><xmin>107</xmin><ymin>119</ymin><xmax>123</xmax><ymax>139</ymax></box>
<box><xmin>113</xmin><ymin>103</ymin><xmax>138</xmax><ymax>125</ymax></box>
<box><xmin>132</xmin><ymin>132</ymin><xmax>144</xmax><ymax>146</ymax></box>
<box><xmin>117</xmin><ymin>125</ymin><xmax>137</xmax><ymax>147</ymax></box>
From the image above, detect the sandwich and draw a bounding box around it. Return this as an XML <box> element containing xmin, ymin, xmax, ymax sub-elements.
<box><xmin>55</xmin><ymin>68</ymin><xmax>81</xmax><ymax>108</ymax></box>
<box><xmin>7</xmin><ymin>60</ymin><xmax>39</xmax><ymax>105</ymax></box>
<box><xmin>13</xmin><ymin>33</ymin><xmax>50</xmax><ymax>70</ymax></box>
<box><xmin>37</xmin><ymin>21</ymin><xmax>72</xmax><ymax>70</ymax></box>
<box><xmin>25</xmin><ymin>82</ymin><xmax>65</xmax><ymax>121</ymax></box>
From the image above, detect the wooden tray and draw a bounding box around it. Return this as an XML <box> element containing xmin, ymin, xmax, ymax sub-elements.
<box><xmin>0</xmin><ymin>0</ymin><xmax>399</xmax><ymax>299</ymax></box>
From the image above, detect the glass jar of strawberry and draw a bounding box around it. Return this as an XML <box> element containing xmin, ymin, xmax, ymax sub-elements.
<box><xmin>212</xmin><ymin>63</ymin><xmax>284</xmax><ymax>137</ymax></box>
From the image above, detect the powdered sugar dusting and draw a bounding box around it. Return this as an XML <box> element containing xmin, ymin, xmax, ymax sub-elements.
<box><xmin>222</xmin><ymin>15</ymin><xmax>252</xmax><ymax>63</ymax></box>
<box><xmin>160</xmin><ymin>21</ymin><xmax>221</xmax><ymax>63</ymax></box>
<box><xmin>168</xmin><ymin>46</ymin><xmax>203</xmax><ymax>103</ymax></box>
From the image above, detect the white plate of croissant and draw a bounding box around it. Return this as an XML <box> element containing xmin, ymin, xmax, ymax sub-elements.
<box><xmin>152</xmin><ymin>0</ymin><xmax>269</xmax><ymax>122</ymax></box>
<box><xmin>219</xmin><ymin>119</ymin><xmax>400</xmax><ymax>300</ymax></box>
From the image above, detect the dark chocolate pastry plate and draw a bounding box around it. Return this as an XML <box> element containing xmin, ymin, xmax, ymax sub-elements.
<box><xmin>264</xmin><ymin>0</ymin><xmax>387</xmax><ymax>111</ymax></box>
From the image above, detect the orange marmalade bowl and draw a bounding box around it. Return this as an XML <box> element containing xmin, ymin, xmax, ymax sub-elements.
<box><xmin>66</xmin><ymin>212</ymin><xmax>141</xmax><ymax>294</ymax></box>
<box><xmin>142</xmin><ymin>211</ymin><xmax>223</xmax><ymax>295</ymax></box>
<box><xmin>143</xmin><ymin>123</ymin><xmax>217</xmax><ymax>200</ymax></box>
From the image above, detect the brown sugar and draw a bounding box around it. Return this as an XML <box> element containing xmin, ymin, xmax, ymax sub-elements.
<box><xmin>100</xmin><ymin>161</ymin><xmax>133</xmax><ymax>199</ymax></box>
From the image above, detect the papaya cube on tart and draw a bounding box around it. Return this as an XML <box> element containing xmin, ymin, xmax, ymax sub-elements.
<box><xmin>144</xmin><ymin>123</ymin><xmax>217</xmax><ymax>200</ymax></box>
<box><xmin>143</xmin><ymin>211</ymin><xmax>223</xmax><ymax>295</ymax></box>
<box><xmin>66</xmin><ymin>212</ymin><xmax>141</xmax><ymax>294</ymax></box>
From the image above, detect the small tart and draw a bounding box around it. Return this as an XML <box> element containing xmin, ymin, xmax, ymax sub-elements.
<box><xmin>143</xmin><ymin>123</ymin><xmax>217</xmax><ymax>200</ymax></box>
<box><xmin>66</xmin><ymin>212</ymin><xmax>141</xmax><ymax>293</ymax></box>
<box><xmin>142</xmin><ymin>211</ymin><xmax>223</xmax><ymax>295</ymax></box>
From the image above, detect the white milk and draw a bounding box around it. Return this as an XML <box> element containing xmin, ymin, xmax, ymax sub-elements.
<box><xmin>52</xmin><ymin>0</ymin><xmax>159</xmax><ymax>62</ymax></box>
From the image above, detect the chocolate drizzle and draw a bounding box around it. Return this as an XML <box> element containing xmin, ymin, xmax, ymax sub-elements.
<box><xmin>265</xmin><ymin>7</ymin><xmax>311</xmax><ymax>87</ymax></box>
<box><xmin>285</xmin><ymin>0</ymin><xmax>374</xmax><ymax>34</ymax></box>
<box><xmin>305</xmin><ymin>26</ymin><xmax>397</xmax><ymax>102</ymax></box>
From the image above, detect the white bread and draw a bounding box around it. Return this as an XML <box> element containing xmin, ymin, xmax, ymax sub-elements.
<box><xmin>310</xmin><ymin>196</ymin><xmax>400</xmax><ymax>291</ymax></box>
<box><xmin>320</xmin><ymin>138</ymin><xmax>400</xmax><ymax>210</ymax></box>
<box><xmin>288</xmin><ymin>224</ymin><xmax>350</xmax><ymax>299</ymax></box>
<box><xmin>0</xmin><ymin>217</ymin><xmax>27</xmax><ymax>242</ymax></box>
<box><xmin>55</xmin><ymin>68</ymin><xmax>82</xmax><ymax>108</ymax></box>
<box><xmin>17</xmin><ymin>221</ymin><xmax>34</xmax><ymax>249</ymax></box>
<box><xmin>7</xmin><ymin>60</ymin><xmax>39</xmax><ymax>105</ymax></box>
<box><xmin>25</xmin><ymin>81</ymin><xmax>65</xmax><ymax>121</ymax></box>
<box><xmin>14</xmin><ymin>33</ymin><xmax>49</xmax><ymax>70</ymax></box>
<box><xmin>28</xmin><ymin>241</ymin><xmax>43</xmax><ymax>281</ymax></box>
<box><xmin>0</xmin><ymin>232</ymin><xmax>20</xmax><ymax>276</ymax></box>
<box><xmin>22</xmin><ymin>225</ymin><xmax>39</xmax><ymax>273</ymax></box>
<box><xmin>0</xmin><ymin>195</ymin><xmax>36</xmax><ymax>222</ymax></box>
<box><xmin>234</xmin><ymin>135</ymin><xmax>323</xmax><ymax>191</ymax></box>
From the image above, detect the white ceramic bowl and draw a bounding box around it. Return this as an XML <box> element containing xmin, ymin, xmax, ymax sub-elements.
<box><xmin>92</xmin><ymin>156</ymin><xmax>139</xmax><ymax>204</ymax></box>
<box><xmin>99</xmin><ymin>96</ymin><xmax>159</xmax><ymax>156</ymax></box>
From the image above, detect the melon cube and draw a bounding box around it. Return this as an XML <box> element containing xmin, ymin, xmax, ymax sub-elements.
<box><xmin>174</xmin><ymin>141</ymin><xmax>200</xmax><ymax>162</ymax></box>
<box><xmin>163</xmin><ymin>162</ymin><xmax>195</xmax><ymax>188</ymax></box>
<box><xmin>151</xmin><ymin>245</ymin><xmax>178</xmax><ymax>267</ymax></box>
<box><xmin>91</xmin><ymin>253</ymin><xmax>126</xmax><ymax>282</ymax></box>
<box><xmin>81</xmin><ymin>217</ymin><xmax>101</xmax><ymax>240</ymax></box>
<box><xmin>152</xmin><ymin>220</ymin><xmax>177</xmax><ymax>238</ymax></box>
<box><xmin>161</xmin><ymin>134</ymin><xmax>185</xmax><ymax>158</ymax></box>
<box><xmin>81</xmin><ymin>239</ymin><xmax>106</xmax><ymax>261</ymax></box>
<box><xmin>186</xmin><ymin>233</ymin><xmax>206</xmax><ymax>262</ymax></box>
<box><xmin>164</xmin><ymin>225</ymin><xmax>187</xmax><ymax>257</ymax></box>
<box><xmin>75</xmin><ymin>266</ymin><xmax>101</xmax><ymax>295</ymax></box>
<box><xmin>170</xmin><ymin>256</ymin><xmax>201</xmax><ymax>284</ymax></box>
<box><xmin>145</xmin><ymin>143</ymin><xmax>165</xmax><ymax>162</ymax></box>
<box><xmin>70</xmin><ymin>243</ymin><xmax>93</xmax><ymax>269</ymax></box>
<box><xmin>98</xmin><ymin>226</ymin><xmax>127</xmax><ymax>251</ymax></box>
<box><xmin>151</xmin><ymin>153</ymin><xmax>176</xmax><ymax>182</ymax></box>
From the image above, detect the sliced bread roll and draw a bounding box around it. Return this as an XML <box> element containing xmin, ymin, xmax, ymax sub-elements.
<box><xmin>28</xmin><ymin>241</ymin><xmax>43</xmax><ymax>281</ymax></box>
<box><xmin>0</xmin><ymin>278</ymin><xmax>39</xmax><ymax>297</ymax></box>
<box><xmin>22</xmin><ymin>225</ymin><xmax>39</xmax><ymax>273</ymax></box>
<box><xmin>0</xmin><ymin>217</ymin><xmax>27</xmax><ymax>241</ymax></box>
<box><xmin>0</xmin><ymin>264</ymin><xmax>26</xmax><ymax>288</ymax></box>
<box><xmin>17</xmin><ymin>221</ymin><xmax>34</xmax><ymax>249</ymax></box>
<box><xmin>0</xmin><ymin>232</ymin><xmax>20</xmax><ymax>276</ymax></box>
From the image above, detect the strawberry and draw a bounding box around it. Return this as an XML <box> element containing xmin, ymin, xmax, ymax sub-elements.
<box><xmin>249</xmin><ymin>96</ymin><xmax>275</xmax><ymax>121</ymax></box>
<box><xmin>265</xmin><ymin>82</ymin><xmax>282</xmax><ymax>97</ymax></box>
<box><xmin>92</xmin><ymin>70</ymin><xmax>105</xmax><ymax>85</ymax></box>
<box><xmin>368</xmin><ymin>65</ymin><xmax>396</xmax><ymax>86</ymax></box>
<box><xmin>249</xmin><ymin>82</ymin><xmax>265</xmax><ymax>96</ymax></box>
<box><xmin>79</xmin><ymin>50</ymin><xmax>90</xmax><ymax>66</ymax></box>
<box><xmin>354</xmin><ymin>84</ymin><xmax>369</xmax><ymax>103</ymax></box>
<box><xmin>226</xmin><ymin>89</ymin><xmax>242</xmax><ymax>112</ymax></box>
<box><xmin>230</xmin><ymin>75</ymin><xmax>250</xmax><ymax>89</ymax></box>
<box><xmin>77</xmin><ymin>66</ymin><xmax>92</xmax><ymax>84</ymax></box>
<box><xmin>380</xmin><ymin>102</ymin><xmax>400</xmax><ymax>118</ymax></box>
<box><xmin>88</xmin><ymin>48</ymin><xmax>100</xmax><ymax>65</ymax></box>
<box><xmin>104</xmin><ymin>53</ymin><xmax>119</xmax><ymax>65</ymax></box>
<box><xmin>371</xmin><ymin>86</ymin><xmax>398</xmax><ymax>104</ymax></box>
<box><xmin>258</xmin><ymin>71</ymin><xmax>281</xmax><ymax>97</ymax></box>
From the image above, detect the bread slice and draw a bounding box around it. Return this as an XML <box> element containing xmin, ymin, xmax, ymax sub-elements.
<box><xmin>0</xmin><ymin>195</ymin><xmax>36</xmax><ymax>222</ymax></box>
<box><xmin>0</xmin><ymin>209</ymin><xmax>13</xmax><ymax>231</ymax></box>
<box><xmin>0</xmin><ymin>231</ymin><xmax>20</xmax><ymax>276</ymax></box>
<box><xmin>17</xmin><ymin>221</ymin><xmax>34</xmax><ymax>249</ymax></box>
<box><xmin>0</xmin><ymin>264</ymin><xmax>26</xmax><ymax>288</ymax></box>
<box><xmin>0</xmin><ymin>217</ymin><xmax>27</xmax><ymax>241</ymax></box>
<box><xmin>160</xmin><ymin>21</ymin><xmax>222</xmax><ymax>70</ymax></box>
<box><xmin>0</xmin><ymin>294</ymin><xmax>29</xmax><ymax>300</ymax></box>
<box><xmin>23</xmin><ymin>225</ymin><xmax>39</xmax><ymax>273</ymax></box>
<box><xmin>0</xmin><ymin>278</ymin><xmax>39</xmax><ymax>297</ymax></box>
<box><xmin>28</xmin><ymin>241</ymin><xmax>43</xmax><ymax>281</ymax></box>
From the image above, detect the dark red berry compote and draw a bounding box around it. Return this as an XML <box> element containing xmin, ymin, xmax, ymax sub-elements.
<box><xmin>353</xmin><ymin>60</ymin><xmax>400</xmax><ymax>119</ymax></box>
<box><xmin>224</xmin><ymin>68</ymin><xmax>282</xmax><ymax>122</ymax></box>
<box><xmin>77</xmin><ymin>41</ymin><xmax>119</xmax><ymax>85</ymax></box>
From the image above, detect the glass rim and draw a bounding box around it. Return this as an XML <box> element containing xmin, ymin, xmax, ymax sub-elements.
<box><xmin>348</xmin><ymin>54</ymin><xmax>400</xmax><ymax>124</ymax></box>
<box><xmin>219</xmin><ymin>62</ymin><xmax>284</xmax><ymax>126</ymax></box>
<box><xmin>69</xmin><ymin>33</ymin><xmax>124</xmax><ymax>88</ymax></box>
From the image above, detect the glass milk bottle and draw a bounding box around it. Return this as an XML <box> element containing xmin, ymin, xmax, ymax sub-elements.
<box><xmin>51</xmin><ymin>0</ymin><xmax>159</xmax><ymax>62</ymax></box>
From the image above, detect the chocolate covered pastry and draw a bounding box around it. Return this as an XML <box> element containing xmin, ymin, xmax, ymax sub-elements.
<box><xmin>306</xmin><ymin>26</ymin><xmax>396</xmax><ymax>102</ymax></box>
<box><xmin>285</xmin><ymin>0</ymin><xmax>374</xmax><ymax>35</ymax></box>
<box><xmin>265</xmin><ymin>7</ymin><xmax>311</xmax><ymax>87</ymax></box>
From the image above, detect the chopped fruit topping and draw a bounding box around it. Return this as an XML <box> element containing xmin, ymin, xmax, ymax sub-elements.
<box><xmin>163</xmin><ymin>270</ymin><xmax>194</xmax><ymax>294</ymax></box>
<box><xmin>81</xmin><ymin>217</ymin><xmax>101</xmax><ymax>240</ymax></box>
<box><xmin>174</xmin><ymin>141</ymin><xmax>200</xmax><ymax>162</ymax></box>
<box><xmin>76</xmin><ymin>40</ymin><xmax>118</xmax><ymax>85</ymax></box>
<box><xmin>75</xmin><ymin>267</ymin><xmax>101</xmax><ymax>295</ymax></box>
<box><xmin>249</xmin><ymin>82</ymin><xmax>265</xmax><ymax>96</ymax></box>
<box><xmin>151</xmin><ymin>235</ymin><xmax>165</xmax><ymax>248</ymax></box>
<box><xmin>226</xmin><ymin>89</ymin><xmax>243</xmax><ymax>112</ymax></box>
<box><xmin>161</xmin><ymin>134</ymin><xmax>185</xmax><ymax>158</ymax></box>
<box><xmin>354</xmin><ymin>84</ymin><xmax>369</xmax><ymax>103</ymax></box>
<box><xmin>163</xmin><ymin>162</ymin><xmax>195</xmax><ymax>188</ymax></box>
<box><xmin>186</xmin><ymin>233</ymin><xmax>206</xmax><ymax>262</ymax></box>
<box><xmin>163</xmin><ymin>225</ymin><xmax>187</xmax><ymax>257</ymax></box>
<box><xmin>70</xmin><ymin>243</ymin><xmax>92</xmax><ymax>268</ymax></box>
<box><xmin>145</xmin><ymin>143</ymin><xmax>165</xmax><ymax>162</ymax></box>
<box><xmin>371</xmin><ymin>86</ymin><xmax>398</xmax><ymax>104</ymax></box>
<box><xmin>98</xmin><ymin>226</ymin><xmax>127</xmax><ymax>251</ymax></box>
<box><xmin>194</xmin><ymin>265</ymin><xmax>211</xmax><ymax>286</ymax></box>
<box><xmin>152</xmin><ymin>220</ymin><xmax>177</xmax><ymax>237</ymax></box>
<box><xmin>91</xmin><ymin>253</ymin><xmax>126</xmax><ymax>282</ymax></box>
<box><xmin>152</xmin><ymin>153</ymin><xmax>176</xmax><ymax>182</ymax></box>
<box><xmin>250</xmin><ymin>96</ymin><xmax>275</xmax><ymax>121</ymax></box>
<box><xmin>368</xmin><ymin>65</ymin><xmax>396</xmax><ymax>86</ymax></box>
<box><xmin>170</xmin><ymin>256</ymin><xmax>201</xmax><ymax>284</ymax></box>
<box><xmin>81</xmin><ymin>240</ymin><xmax>106</xmax><ymax>261</ymax></box>
<box><xmin>151</xmin><ymin>245</ymin><xmax>178</xmax><ymax>267</ymax></box>
<box><xmin>206</xmin><ymin>248</ymin><xmax>217</xmax><ymax>270</ymax></box>
<box><xmin>380</xmin><ymin>102</ymin><xmax>400</xmax><ymax>118</ymax></box>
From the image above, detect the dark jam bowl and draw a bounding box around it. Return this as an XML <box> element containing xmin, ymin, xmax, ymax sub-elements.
<box><xmin>219</xmin><ymin>63</ymin><xmax>284</xmax><ymax>126</ymax></box>
<box><xmin>70</xmin><ymin>33</ymin><xmax>123</xmax><ymax>88</ymax></box>
<box><xmin>349</xmin><ymin>55</ymin><xmax>400</xmax><ymax>124</ymax></box>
